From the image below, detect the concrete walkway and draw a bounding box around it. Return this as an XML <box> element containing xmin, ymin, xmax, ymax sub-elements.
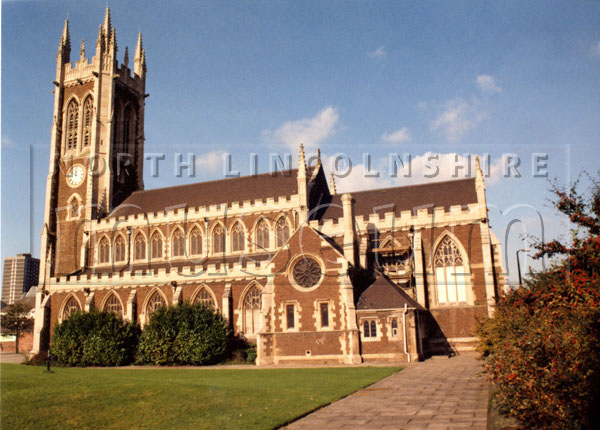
<box><xmin>285</xmin><ymin>355</ymin><xmax>489</xmax><ymax>430</ymax></box>
<box><xmin>0</xmin><ymin>353</ymin><xmax>27</xmax><ymax>364</ymax></box>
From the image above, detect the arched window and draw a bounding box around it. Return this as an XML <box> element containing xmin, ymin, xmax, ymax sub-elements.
<box><xmin>362</xmin><ymin>319</ymin><xmax>377</xmax><ymax>338</ymax></box>
<box><xmin>104</xmin><ymin>293</ymin><xmax>123</xmax><ymax>318</ymax></box>
<box><xmin>66</xmin><ymin>99</ymin><xmax>79</xmax><ymax>151</ymax></box>
<box><xmin>98</xmin><ymin>237</ymin><xmax>110</xmax><ymax>264</ymax></box>
<box><xmin>62</xmin><ymin>296</ymin><xmax>80</xmax><ymax>320</ymax></box>
<box><xmin>194</xmin><ymin>287</ymin><xmax>215</xmax><ymax>309</ymax></box>
<box><xmin>434</xmin><ymin>236</ymin><xmax>467</xmax><ymax>304</ymax></box>
<box><xmin>213</xmin><ymin>224</ymin><xmax>225</xmax><ymax>254</ymax></box>
<box><xmin>114</xmin><ymin>236</ymin><xmax>126</xmax><ymax>262</ymax></box>
<box><xmin>190</xmin><ymin>227</ymin><xmax>202</xmax><ymax>256</ymax></box>
<box><xmin>391</xmin><ymin>319</ymin><xmax>398</xmax><ymax>337</ymax></box>
<box><xmin>83</xmin><ymin>96</ymin><xmax>93</xmax><ymax>147</ymax></box>
<box><xmin>255</xmin><ymin>219</ymin><xmax>270</xmax><ymax>250</ymax></box>
<box><xmin>242</xmin><ymin>285</ymin><xmax>261</xmax><ymax>335</ymax></box>
<box><xmin>69</xmin><ymin>197</ymin><xmax>79</xmax><ymax>218</ymax></box>
<box><xmin>231</xmin><ymin>222</ymin><xmax>245</xmax><ymax>252</ymax></box>
<box><xmin>171</xmin><ymin>229</ymin><xmax>185</xmax><ymax>258</ymax></box>
<box><xmin>276</xmin><ymin>217</ymin><xmax>290</xmax><ymax>247</ymax></box>
<box><xmin>146</xmin><ymin>291</ymin><xmax>166</xmax><ymax>316</ymax></box>
<box><xmin>134</xmin><ymin>233</ymin><xmax>146</xmax><ymax>261</ymax></box>
<box><xmin>151</xmin><ymin>231</ymin><xmax>163</xmax><ymax>259</ymax></box>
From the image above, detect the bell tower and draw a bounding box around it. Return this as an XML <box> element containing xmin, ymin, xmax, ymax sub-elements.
<box><xmin>39</xmin><ymin>8</ymin><xmax>147</xmax><ymax>279</ymax></box>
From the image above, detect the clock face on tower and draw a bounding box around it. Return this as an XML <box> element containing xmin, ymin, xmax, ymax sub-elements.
<box><xmin>66</xmin><ymin>164</ymin><xmax>85</xmax><ymax>187</ymax></box>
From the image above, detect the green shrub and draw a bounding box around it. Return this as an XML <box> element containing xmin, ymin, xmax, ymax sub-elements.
<box><xmin>136</xmin><ymin>302</ymin><xmax>231</xmax><ymax>365</ymax></box>
<box><xmin>52</xmin><ymin>310</ymin><xmax>140</xmax><ymax>366</ymax></box>
<box><xmin>478</xmin><ymin>176</ymin><xmax>600</xmax><ymax>429</ymax></box>
<box><xmin>246</xmin><ymin>346</ymin><xmax>257</xmax><ymax>364</ymax></box>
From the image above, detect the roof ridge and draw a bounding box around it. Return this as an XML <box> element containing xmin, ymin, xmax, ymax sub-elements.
<box><xmin>345</xmin><ymin>177</ymin><xmax>475</xmax><ymax>197</ymax></box>
<box><xmin>125</xmin><ymin>168</ymin><xmax>298</xmax><ymax>198</ymax></box>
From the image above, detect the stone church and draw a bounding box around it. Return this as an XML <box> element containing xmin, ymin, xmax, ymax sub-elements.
<box><xmin>32</xmin><ymin>10</ymin><xmax>506</xmax><ymax>364</ymax></box>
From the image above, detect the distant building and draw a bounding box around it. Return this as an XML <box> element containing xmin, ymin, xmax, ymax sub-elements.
<box><xmin>2</xmin><ymin>254</ymin><xmax>40</xmax><ymax>305</ymax></box>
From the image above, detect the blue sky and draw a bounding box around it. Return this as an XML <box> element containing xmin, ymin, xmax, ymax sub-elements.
<box><xmin>2</xmin><ymin>0</ymin><xmax>599</xmax><ymax>283</ymax></box>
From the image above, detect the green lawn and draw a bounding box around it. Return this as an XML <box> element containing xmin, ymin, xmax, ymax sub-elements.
<box><xmin>1</xmin><ymin>364</ymin><xmax>400</xmax><ymax>430</ymax></box>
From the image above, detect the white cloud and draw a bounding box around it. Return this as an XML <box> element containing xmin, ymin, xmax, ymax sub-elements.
<box><xmin>430</xmin><ymin>98</ymin><xmax>486</xmax><ymax>142</ymax></box>
<box><xmin>195</xmin><ymin>150</ymin><xmax>226</xmax><ymax>172</ymax></box>
<box><xmin>475</xmin><ymin>74</ymin><xmax>502</xmax><ymax>94</ymax></box>
<box><xmin>381</xmin><ymin>127</ymin><xmax>410</xmax><ymax>144</ymax></box>
<box><xmin>591</xmin><ymin>41</ymin><xmax>600</xmax><ymax>57</ymax></box>
<box><xmin>368</xmin><ymin>46</ymin><xmax>386</xmax><ymax>59</ymax></box>
<box><xmin>332</xmin><ymin>152</ymin><xmax>501</xmax><ymax>194</ymax></box>
<box><xmin>262</xmin><ymin>106</ymin><xmax>339</xmax><ymax>152</ymax></box>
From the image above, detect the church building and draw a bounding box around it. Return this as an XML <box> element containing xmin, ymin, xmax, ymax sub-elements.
<box><xmin>32</xmin><ymin>10</ymin><xmax>506</xmax><ymax>364</ymax></box>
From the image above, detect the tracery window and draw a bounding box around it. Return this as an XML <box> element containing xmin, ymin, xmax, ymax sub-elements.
<box><xmin>104</xmin><ymin>293</ymin><xmax>123</xmax><ymax>318</ymax></box>
<box><xmin>83</xmin><ymin>96</ymin><xmax>93</xmax><ymax>147</ymax></box>
<box><xmin>151</xmin><ymin>232</ymin><xmax>163</xmax><ymax>259</ymax></box>
<box><xmin>255</xmin><ymin>219</ymin><xmax>270</xmax><ymax>250</ymax></box>
<box><xmin>123</xmin><ymin>107</ymin><xmax>131</xmax><ymax>154</ymax></box>
<box><xmin>292</xmin><ymin>256</ymin><xmax>322</xmax><ymax>288</ymax></box>
<box><xmin>134</xmin><ymin>233</ymin><xmax>146</xmax><ymax>261</ymax></box>
<box><xmin>66</xmin><ymin>99</ymin><xmax>79</xmax><ymax>151</ymax></box>
<box><xmin>146</xmin><ymin>291</ymin><xmax>166</xmax><ymax>316</ymax></box>
<box><xmin>98</xmin><ymin>237</ymin><xmax>110</xmax><ymax>264</ymax></box>
<box><xmin>212</xmin><ymin>224</ymin><xmax>225</xmax><ymax>254</ymax></box>
<box><xmin>275</xmin><ymin>217</ymin><xmax>290</xmax><ymax>247</ymax></box>
<box><xmin>62</xmin><ymin>296</ymin><xmax>80</xmax><ymax>320</ymax></box>
<box><xmin>434</xmin><ymin>236</ymin><xmax>467</xmax><ymax>304</ymax></box>
<box><xmin>231</xmin><ymin>222</ymin><xmax>245</xmax><ymax>252</ymax></box>
<box><xmin>171</xmin><ymin>229</ymin><xmax>185</xmax><ymax>258</ymax></box>
<box><xmin>242</xmin><ymin>285</ymin><xmax>261</xmax><ymax>335</ymax></box>
<box><xmin>114</xmin><ymin>236</ymin><xmax>126</xmax><ymax>262</ymax></box>
<box><xmin>194</xmin><ymin>287</ymin><xmax>215</xmax><ymax>309</ymax></box>
<box><xmin>69</xmin><ymin>197</ymin><xmax>79</xmax><ymax>218</ymax></box>
<box><xmin>190</xmin><ymin>227</ymin><xmax>202</xmax><ymax>256</ymax></box>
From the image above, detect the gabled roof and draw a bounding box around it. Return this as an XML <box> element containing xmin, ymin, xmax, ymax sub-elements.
<box><xmin>356</xmin><ymin>275</ymin><xmax>424</xmax><ymax>310</ymax></box>
<box><xmin>322</xmin><ymin>177</ymin><xmax>477</xmax><ymax>220</ymax></box>
<box><xmin>111</xmin><ymin>169</ymin><xmax>299</xmax><ymax>217</ymax></box>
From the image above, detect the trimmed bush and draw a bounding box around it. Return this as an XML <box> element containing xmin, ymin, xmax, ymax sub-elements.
<box><xmin>52</xmin><ymin>310</ymin><xmax>140</xmax><ymax>366</ymax></box>
<box><xmin>478</xmin><ymin>176</ymin><xmax>600</xmax><ymax>429</ymax></box>
<box><xmin>136</xmin><ymin>302</ymin><xmax>231</xmax><ymax>365</ymax></box>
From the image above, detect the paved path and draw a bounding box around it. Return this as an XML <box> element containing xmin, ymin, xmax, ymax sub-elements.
<box><xmin>0</xmin><ymin>353</ymin><xmax>27</xmax><ymax>364</ymax></box>
<box><xmin>285</xmin><ymin>355</ymin><xmax>489</xmax><ymax>430</ymax></box>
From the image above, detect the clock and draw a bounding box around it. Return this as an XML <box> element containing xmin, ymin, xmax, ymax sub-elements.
<box><xmin>66</xmin><ymin>164</ymin><xmax>85</xmax><ymax>187</ymax></box>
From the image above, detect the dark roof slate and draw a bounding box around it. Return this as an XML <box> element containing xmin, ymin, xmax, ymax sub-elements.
<box><xmin>110</xmin><ymin>169</ymin><xmax>299</xmax><ymax>217</ymax></box>
<box><xmin>356</xmin><ymin>275</ymin><xmax>424</xmax><ymax>310</ymax></box>
<box><xmin>322</xmin><ymin>178</ymin><xmax>477</xmax><ymax>220</ymax></box>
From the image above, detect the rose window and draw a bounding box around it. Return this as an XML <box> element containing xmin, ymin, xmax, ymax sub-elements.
<box><xmin>292</xmin><ymin>256</ymin><xmax>322</xmax><ymax>288</ymax></box>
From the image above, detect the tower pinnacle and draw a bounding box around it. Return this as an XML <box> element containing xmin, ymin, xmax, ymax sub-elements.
<box><xmin>58</xmin><ymin>18</ymin><xmax>71</xmax><ymax>60</ymax></box>
<box><xmin>80</xmin><ymin>39</ymin><xmax>85</xmax><ymax>61</ymax></box>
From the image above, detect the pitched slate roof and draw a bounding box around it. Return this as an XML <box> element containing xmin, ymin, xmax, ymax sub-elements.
<box><xmin>110</xmin><ymin>169</ymin><xmax>299</xmax><ymax>217</ymax></box>
<box><xmin>322</xmin><ymin>177</ymin><xmax>477</xmax><ymax>220</ymax></box>
<box><xmin>356</xmin><ymin>275</ymin><xmax>424</xmax><ymax>310</ymax></box>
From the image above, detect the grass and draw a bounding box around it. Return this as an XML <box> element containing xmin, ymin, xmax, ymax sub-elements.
<box><xmin>1</xmin><ymin>364</ymin><xmax>400</xmax><ymax>430</ymax></box>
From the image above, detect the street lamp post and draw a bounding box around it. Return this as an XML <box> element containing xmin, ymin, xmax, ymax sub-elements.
<box><xmin>516</xmin><ymin>248</ymin><xmax>530</xmax><ymax>288</ymax></box>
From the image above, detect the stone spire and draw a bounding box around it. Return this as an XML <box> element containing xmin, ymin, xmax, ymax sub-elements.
<box><xmin>123</xmin><ymin>46</ymin><xmax>129</xmax><ymax>68</ymax></box>
<box><xmin>80</xmin><ymin>39</ymin><xmax>85</xmax><ymax>62</ymax></box>
<box><xmin>298</xmin><ymin>143</ymin><xmax>307</xmax><ymax>175</ymax></box>
<box><xmin>103</xmin><ymin>6</ymin><xmax>111</xmax><ymax>33</ymax></box>
<box><xmin>329</xmin><ymin>172</ymin><xmax>337</xmax><ymax>195</ymax></box>
<box><xmin>316</xmin><ymin>148</ymin><xmax>322</xmax><ymax>168</ymax></box>
<box><xmin>297</xmin><ymin>144</ymin><xmax>308</xmax><ymax>222</ymax></box>
<box><xmin>134</xmin><ymin>32</ymin><xmax>146</xmax><ymax>77</ymax></box>
<box><xmin>96</xmin><ymin>25</ymin><xmax>103</xmax><ymax>50</ymax></box>
<box><xmin>57</xmin><ymin>18</ymin><xmax>71</xmax><ymax>61</ymax></box>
